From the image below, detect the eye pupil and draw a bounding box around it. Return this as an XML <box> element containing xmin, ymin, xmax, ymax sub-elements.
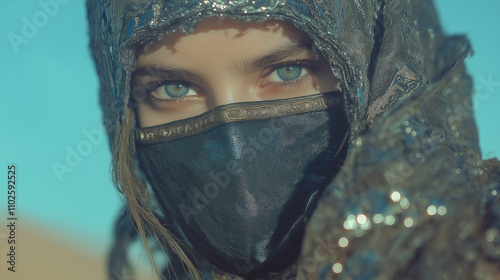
<box><xmin>277</xmin><ymin>66</ymin><xmax>302</xmax><ymax>81</ymax></box>
<box><xmin>164</xmin><ymin>83</ymin><xmax>189</xmax><ymax>97</ymax></box>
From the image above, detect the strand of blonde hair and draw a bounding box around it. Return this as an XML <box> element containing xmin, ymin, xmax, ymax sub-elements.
<box><xmin>112</xmin><ymin>108</ymin><xmax>202</xmax><ymax>280</ymax></box>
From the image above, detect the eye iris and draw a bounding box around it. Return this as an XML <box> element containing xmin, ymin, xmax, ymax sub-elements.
<box><xmin>277</xmin><ymin>66</ymin><xmax>302</xmax><ymax>81</ymax></box>
<box><xmin>164</xmin><ymin>83</ymin><xmax>189</xmax><ymax>98</ymax></box>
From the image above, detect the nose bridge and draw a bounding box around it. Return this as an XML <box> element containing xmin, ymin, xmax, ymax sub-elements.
<box><xmin>207</xmin><ymin>75</ymin><xmax>257</xmax><ymax>108</ymax></box>
<box><xmin>212</xmin><ymin>85</ymin><xmax>238</xmax><ymax>107</ymax></box>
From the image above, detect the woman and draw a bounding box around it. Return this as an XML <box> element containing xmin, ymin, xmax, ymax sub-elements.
<box><xmin>87</xmin><ymin>0</ymin><xmax>500</xmax><ymax>279</ymax></box>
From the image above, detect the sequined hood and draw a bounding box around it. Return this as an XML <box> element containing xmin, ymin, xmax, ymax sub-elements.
<box><xmin>87</xmin><ymin>0</ymin><xmax>434</xmax><ymax>145</ymax></box>
<box><xmin>87</xmin><ymin>0</ymin><xmax>500</xmax><ymax>279</ymax></box>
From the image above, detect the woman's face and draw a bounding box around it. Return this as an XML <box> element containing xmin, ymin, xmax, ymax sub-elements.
<box><xmin>133</xmin><ymin>17</ymin><xmax>340</xmax><ymax>127</ymax></box>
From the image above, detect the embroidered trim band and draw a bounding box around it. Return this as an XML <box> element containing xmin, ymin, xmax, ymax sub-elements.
<box><xmin>135</xmin><ymin>91</ymin><xmax>344</xmax><ymax>144</ymax></box>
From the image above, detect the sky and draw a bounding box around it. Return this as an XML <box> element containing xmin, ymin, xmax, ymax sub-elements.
<box><xmin>0</xmin><ymin>0</ymin><xmax>499</xmax><ymax>274</ymax></box>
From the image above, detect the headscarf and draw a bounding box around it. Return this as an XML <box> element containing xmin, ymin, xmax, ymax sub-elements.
<box><xmin>87</xmin><ymin>0</ymin><xmax>500</xmax><ymax>278</ymax></box>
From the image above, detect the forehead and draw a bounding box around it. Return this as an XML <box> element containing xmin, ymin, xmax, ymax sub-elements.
<box><xmin>135</xmin><ymin>17</ymin><xmax>312</xmax><ymax>65</ymax></box>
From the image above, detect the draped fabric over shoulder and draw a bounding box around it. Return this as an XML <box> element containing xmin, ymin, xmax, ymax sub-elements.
<box><xmin>87</xmin><ymin>0</ymin><xmax>500</xmax><ymax>279</ymax></box>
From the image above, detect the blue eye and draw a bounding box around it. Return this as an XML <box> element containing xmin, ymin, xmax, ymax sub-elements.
<box><xmin>163</xmin><ymin>83</ymin><xmax>190</xmax><ymax>98</ymax></box>
<box><xmin>148</xmin><ymin>82</ymin><xmax>197</xmax><ymax>100</ymax></box>
<box><xmin>276</xmin><ymin>66</ymin><xmax>303</xmax><ymax>81</ymax></box>
<box><xmin>267</xmin><ymin>65</ymin><xmax>308</xmax><ymax>84</ymax></box>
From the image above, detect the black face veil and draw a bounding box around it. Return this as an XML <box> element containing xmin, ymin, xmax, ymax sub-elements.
<box><xmin>135</xmin><ymin>92</ymin><xmax>349</xmax><ymax>276</ymax></box>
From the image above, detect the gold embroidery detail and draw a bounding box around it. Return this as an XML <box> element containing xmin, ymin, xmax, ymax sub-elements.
<box><xmin>135</xmin><ymin>92</ymin><xmax>343</xmax><ymax>144</ymax></box>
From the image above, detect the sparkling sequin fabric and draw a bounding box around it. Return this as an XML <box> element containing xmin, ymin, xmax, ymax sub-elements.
<box><xmin>87</xmin><ymin>0</ymin><xmax>500</xmax><ymax>279</ymax></box>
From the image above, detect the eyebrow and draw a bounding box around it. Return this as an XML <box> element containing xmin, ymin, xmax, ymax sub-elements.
<box><xmin>132</xmin><ymin>40</ymin><xmax>314</xmax><ymax>81</ymax></box>
<box><xmin>231</xmin><ymin>41</ymin><xmax>314</xmax><ymax>75</ymax></box>
<box><xmin>132</xmin><ymin>66</ymin><xmax>204</xmax><ymax>84</ymax></box>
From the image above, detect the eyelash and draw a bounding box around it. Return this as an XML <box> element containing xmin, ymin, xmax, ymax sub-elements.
<box><xmin>141</xmin><ymin>59</ymin><xmax>319</xmax><ymax>107</ymax></box>
<box><xmin>144</xmin><ymin>80</ymin><xmax>190</xmax><ymax>94</ymax></box>
<box><xmin>262</xmin><ymin>60</ymin><xmax>318</xmax><ymax>89</ymax></box>
<box><xmin>143</xmin><ymin>80</ymin><xmax>199</xmax><ymax>106</ymax></box>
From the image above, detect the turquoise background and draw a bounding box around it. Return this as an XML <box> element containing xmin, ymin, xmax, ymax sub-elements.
<box><xmin>0</xmin><ymin>0</ymin><xmax>499</xmax><ymax>257</ymax></box>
